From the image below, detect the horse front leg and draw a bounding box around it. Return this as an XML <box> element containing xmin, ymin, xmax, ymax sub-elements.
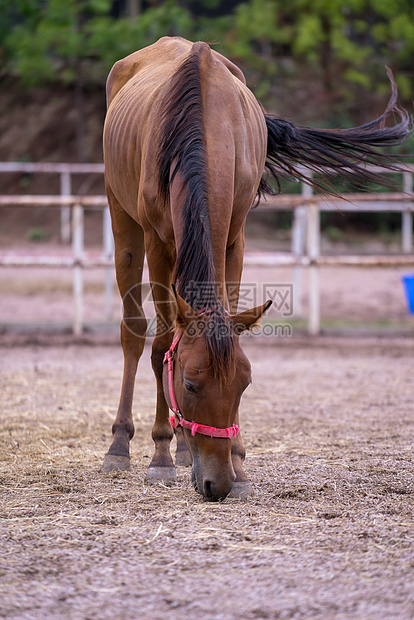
<box><xmin>174</xmin><ymin>427</ymin><xmax>192</xmax><ymax>466</ymax></box>
<box><xmin>229</xmin><ymin>410</ymin><xmax>251</xmax><ymax>499</ymax></box>
<box><xmin>101</xmin><ymin>202</ymin><xmax>147</xmax><ymax>472</ymax></box>
<box><xmin>226</xmin><ymin>232</ymin><xmax>252</xmax><ymax>499</ymax></box>
<box><xmin>146</xmin><ymin>242</ymin><xmax>188</xmax><ymax>482</ymax></box>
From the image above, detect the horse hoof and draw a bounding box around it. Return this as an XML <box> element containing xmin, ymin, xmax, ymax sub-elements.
<box><xmin>228</xmin><ymin>481</ymin><xmax>252</xmax><ymax>501</ymax></box>
<box><xmin>101</xmin><ymin>454</ymin><xmax>130</xmax><ymax>472</ymax></box>
<box><xmin>175</xmin><ymin>450</ymin><xmax>192</xmax><ymax>467</ymax></box>
<box><xmin>146</xmin><ymin>466</ymin><xmax>177</xmax><ymax>484</ymax></box>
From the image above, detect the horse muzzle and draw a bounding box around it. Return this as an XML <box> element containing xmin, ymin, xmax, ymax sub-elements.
<box><xmin>192</xmin><ymin>454</ymin><xmax>236</xmax><ymax>502</ymax></box>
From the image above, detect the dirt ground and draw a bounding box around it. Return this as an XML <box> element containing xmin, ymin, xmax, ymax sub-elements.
<box><xmin>1</xmin><ymin>58</ymin><xmax>413</xmax><ymax>618</ymax></box>
<box><xmin>1</xmin><ymin>232</ymin><xmax>414</xmax><ymax>619</ymax></box>
<box><xmin>0</xmin><ymin>335</ymin><xmax>413</xmax><ymax>620</ymax></box>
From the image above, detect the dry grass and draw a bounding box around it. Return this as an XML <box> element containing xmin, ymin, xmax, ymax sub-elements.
<box><xmin>0</xmin><ymin>340</ymin><xmax>413</xmax><ymax>619</ymax></box>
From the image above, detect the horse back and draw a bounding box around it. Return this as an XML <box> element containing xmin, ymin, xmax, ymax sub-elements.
<box><xmin>103</xmin><ymin>37</ymin><xmax>266</xmax><ymax>244</ymax></box>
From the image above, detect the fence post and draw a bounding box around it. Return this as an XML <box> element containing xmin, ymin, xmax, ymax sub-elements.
<box><xmin>307</xmin><ymin>201</ymin><xmax>320</xmax><ymax>335</ymax></box>
<box><xmin>60</xmin><ymin>170</ymin><xmax>72</xmax><ymax>244</ymax></box>
<box><xmin>402</xmin><ymin>172</ymin><xmax>413</xmax><ymax>254</ymax></box>
<box><xmin>103</xmin><ymin>205</ymin><xmax>115</xmax><ymax>322</ymax></box>
<box><xmin>293</xmin><ymin>176</ymin><xmax>313</xmax><ymax>317</ymax></box>
<box><xmin>72</xmin><ymin>203</ymin><xmax>84</xmax><ymax>336</ymax></box>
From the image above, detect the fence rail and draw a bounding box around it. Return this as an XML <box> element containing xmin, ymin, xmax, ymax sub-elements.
<box><xmin>0</xmin><ymin>161</ymin><xmax>105</xmax><ymax>243</ymax></box>
<box><xmin>1</xmin><ymin>162</ymin><xmax>413</xmax><ymax>335</ymax></box>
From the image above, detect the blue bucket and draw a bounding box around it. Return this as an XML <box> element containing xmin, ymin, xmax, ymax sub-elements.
<box><xmin>402</xmin><ymin>274</ymin><xmax>414</xmax><ymax>314</ymax></box>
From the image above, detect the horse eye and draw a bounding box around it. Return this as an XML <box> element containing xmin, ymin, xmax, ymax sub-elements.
<box><xmin>184</xmin><ymin>381</ymin><xmax>197</xmax><ymax>394</ymax></box>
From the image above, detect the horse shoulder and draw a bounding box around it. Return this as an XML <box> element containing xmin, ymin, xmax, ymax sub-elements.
<box><xmin>106</xmin><ymin>52</ymin><xmax>144</xmax><ymax>107</ymax></box>
<box><xmin>106</xmin><ymin>37</ymin><xmax>193</xmax><ymax>107</ymax></box>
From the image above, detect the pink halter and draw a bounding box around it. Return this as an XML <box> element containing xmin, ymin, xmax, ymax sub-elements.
<box><xmin>163</xmin><ymin>331</ymin><xmax>240</xmax><ymax>439</ymax></box>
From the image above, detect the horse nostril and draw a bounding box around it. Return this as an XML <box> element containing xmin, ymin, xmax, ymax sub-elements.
<box><xmin>204</xmin><ymin>480</ymin><xmax>213</xmax><ymax>499</ymax></box>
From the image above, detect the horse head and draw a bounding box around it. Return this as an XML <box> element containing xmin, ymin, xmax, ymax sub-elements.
<box><xmin>163</xmin><ymin>291</ymin><xmax>271</xmax><ymax>501</ymax></box>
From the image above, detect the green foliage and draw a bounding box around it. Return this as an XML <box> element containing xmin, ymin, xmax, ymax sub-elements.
<box><xmin>85</xmin><ymin>3</ymin><xmax>194</xmax><ymax>82</ymax></box>
<box><xmin>2</xmin><ymin>0</ymin><xmax>413</xmax><ymax>106</ymax></box>
<box><xmin>27</xmin><ymin>226</ymin><xmax>51</xmax><ymax>242</ymax></box>
<box><xmin>216</xmin><ymin>0</ymin><xmax>414</xmax><ymax>107</ymax></box>
<box><xmin>1</xmin><ymin>0</ymin><xmax>194</xmax><ymax>87</ymax></box>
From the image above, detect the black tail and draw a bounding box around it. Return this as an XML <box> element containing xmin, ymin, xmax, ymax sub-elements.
<box><xmin>260</xmin><ymin>68</ymin><xmax>413</xmax><ymax>197</ymax></box>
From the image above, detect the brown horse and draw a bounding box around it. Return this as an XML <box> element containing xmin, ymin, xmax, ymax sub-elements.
<box><xmin>102</xmin><ymin>37</ymin><xmax>411</xmax><ymax>501</ymax></box>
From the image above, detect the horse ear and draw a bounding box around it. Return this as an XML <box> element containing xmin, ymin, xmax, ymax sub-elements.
<box><xmin>171</xmin><ymin>284</ymin><xmax>198</xmax><ymax>326</ymax></box>
<box><xmin>231</xmin><ymin>300</ymin><xmax>272</xmax><ymax>333</ymax></box>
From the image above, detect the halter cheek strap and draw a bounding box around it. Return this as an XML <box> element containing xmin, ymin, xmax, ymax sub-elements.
<box><xmin>163</xmin><ymin>331</ymin><xmax>240</xmax><ymax>440</ymax></box>
<box><xmin>163</xmin><ymin>331</ymin><xmax>181</xmax><ymax>416</ymax></box>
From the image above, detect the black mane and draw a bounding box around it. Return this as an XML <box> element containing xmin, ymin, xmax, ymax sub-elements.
<box><xmin>157</xmin><ymin>43</ymin><xmax>234</xmax><ymax>379</ymax></box>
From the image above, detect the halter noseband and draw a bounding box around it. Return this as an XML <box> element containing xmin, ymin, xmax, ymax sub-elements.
<box><xmin>163</xmin><ymin>331</ymin><xmax>240</xmax><ymax>439</ymax></box>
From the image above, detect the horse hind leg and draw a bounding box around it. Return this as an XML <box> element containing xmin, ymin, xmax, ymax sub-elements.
<box><xmin>101</xmin><ymin>199</ymin><xmax>147</xmax><ymax>472</ymax></box>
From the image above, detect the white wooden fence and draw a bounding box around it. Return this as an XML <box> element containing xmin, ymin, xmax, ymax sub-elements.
<box><xmin>0</xmin><ymin>162</ymin><xmax>413</xmax><ymax>335</ymax></box>
<box><xmin>0</xmin><ymin>161</ymin><xmax>105</xmax><ymax>242</ymax></box>
<box><xmin>253</xmin><ymin>166</ymin><xmax>414</xmax><ymax>334</ymax></box>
